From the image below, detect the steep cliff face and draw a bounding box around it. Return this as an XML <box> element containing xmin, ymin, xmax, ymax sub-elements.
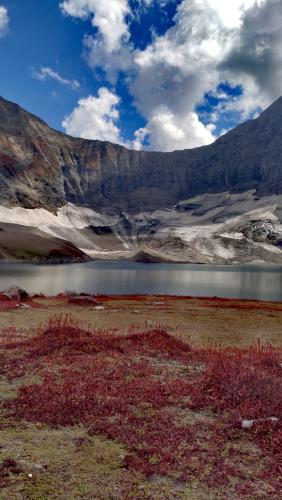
<box><xmin>1</xmin><ymin>96</ymin><xmax>282</xmax><ymax>214</ymax></box>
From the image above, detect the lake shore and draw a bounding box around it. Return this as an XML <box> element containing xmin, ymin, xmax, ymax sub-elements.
<box><xmin>1</xmin><ymin>293</ymin><xmax>281</xmax><ymax>347</ymax></box>
<box><xmin>1</xmin><ymin>261</ymin><xmax>282</xmax><ymax>301</ymax></box>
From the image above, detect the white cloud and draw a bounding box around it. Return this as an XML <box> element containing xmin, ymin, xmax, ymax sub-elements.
<box><xmin>133</xmin><ymin>107</ymin><xmax>215</xmax><ymax>152</ymax></box>
<box><xmin>60</xmin><ymin>0</ymin><xmax>130</xmax><ymax>52</ymax></box>
<box><xmin>128</xmin><ymin>0</ymin><xmax>233</xmax><ymax>149</ymax></box>
<box><xmin>0</xmin><ymin>6</ymin><xmax>9</xmax><ymax>37</ymax></box>
<box><xmin>206</xmin><ymin>0</ymin><xmax>259</xmax><ymax>29</ymax></box>
<box><xmin>129</xmin><ymin>0</ymin><xmax>282</xmax><ymax>150</ymax></box>
<box><xmin>60</xmin><ymin>0</ymin><xmax>282</xmax><ymax>151</ymax></box>
<box><xmin>62</xmin><ymin>87</ymin><xmax>123</xmax><ymax>143</ymax></box>
<box><xmin>131</xmin><ymin>126</ymin><xmax>148</xmax><ymax>151</ymax></box>
<box><xmin>32</xmin><ymin>66</ymin><xmax>80</xmax><ymax>90</ymax></box>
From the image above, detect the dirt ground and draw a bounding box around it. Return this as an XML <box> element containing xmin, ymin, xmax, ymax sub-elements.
<box><xmin>0</xmin><ymin>294</ymin><xmax>281</xmax><ymax>347</ymax></box>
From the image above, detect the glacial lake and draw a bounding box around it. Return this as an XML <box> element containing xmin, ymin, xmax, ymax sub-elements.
<box><xmin>0</xmin><ymin>261</ymin><xmax>281</xmax><ymax>301</ymax></box>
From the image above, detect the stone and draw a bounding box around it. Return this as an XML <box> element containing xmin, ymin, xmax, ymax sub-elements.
<box><xmin>4</xmin><ymin>286</ymin><xmax>29</xmax><ymax>301</ymax></box>
<box><xmin>19</xmin><ymin>303</ymin><xmax>31</xmax><ymax>309</ymax></box>
<box><xmin>241</xmin><ymin>419</ymin><xmax>254</xmax><ymax>429</ymax></box>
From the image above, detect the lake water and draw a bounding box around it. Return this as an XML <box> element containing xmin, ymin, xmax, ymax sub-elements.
<box><xmin>0</xmin><ymin>261</ymin><xmax>281</xmax><ymax>301</ymax></box>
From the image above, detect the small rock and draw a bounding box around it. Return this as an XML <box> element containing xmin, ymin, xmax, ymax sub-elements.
<box><xmin>33</xmin><ymin>463</ymin><xmax>44</xmax><ymax>470</ymax></box>
<box><xmin>94</xmin><ymin>306</ymin><xmax>105</xmax><ymax>311</ymax></box>
<box><xmin>133</xmin><ymin>310</ymin><xmax>141</xmax><ymax>314</ymax></box>
<box><xmin>28</xmin><ymin>473</ymin><xmax>33</xmax><ymax>479</ymax></box>
<box><xmin>241</xmin><ymin>416</ymin><xmax>279</xmax><ymax>429</ymax></box>
<box><xmin>19</xmin><ymin>303</ymin><xmax>31</xmax><ymax>309</ymax></box>
<box><xmin>268</xmin><ymin>417</ymin><xmax>279</xmax><ymax>423</ymax></box>
<box><xmin>241</xmin><ymin>419</ymin><xmax>254</xmax><ymax>429</ymax></box>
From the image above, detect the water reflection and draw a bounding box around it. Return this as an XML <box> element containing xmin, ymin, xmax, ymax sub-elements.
<box><xmin>0</xmin><ymin>261</ymin><xmax>281</xmax><ymax>301</ymax></box>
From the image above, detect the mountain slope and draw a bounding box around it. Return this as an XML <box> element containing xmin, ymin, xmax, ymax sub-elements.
<box><xmin>0</xmin><ymin>223</ymin><xmax>88</xmax><ymax>263</ymax></box>
<box><xmin>1</xmin><ymin>96</ymin><xmax>282</xmax><ymax>213</ymax></box>
<box><xmin>0</xmin><ymin>96</ymin><xmax>282</xmax><ymax>264</ymax></box>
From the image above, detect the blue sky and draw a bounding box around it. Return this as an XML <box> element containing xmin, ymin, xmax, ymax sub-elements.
<box><xmin>0</xmin><ymin>1</ymin><xmax>281</xmax><ymax>151</ymax></box>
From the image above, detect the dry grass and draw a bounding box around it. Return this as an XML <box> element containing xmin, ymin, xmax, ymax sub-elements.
<box><xmin>0</xmin><ymin>294</ymin><xmax>281</xmax><ymax>347</ymax></box>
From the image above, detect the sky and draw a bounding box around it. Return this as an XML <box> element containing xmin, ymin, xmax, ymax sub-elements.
<box><xmin>0</xmin><ymin>0</ymin><xmax>282</xmax><ymax>151</ymax></box>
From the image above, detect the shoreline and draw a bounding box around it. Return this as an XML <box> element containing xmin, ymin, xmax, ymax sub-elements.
<box><xmin>1</xmin><ymin>292</ymin><xmax>281</xmax><ymax>347</ymax></box>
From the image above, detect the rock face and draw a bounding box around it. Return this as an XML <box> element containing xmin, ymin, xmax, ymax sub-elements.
<box><xmin>240</xmin><ymin>219</ymin><xmax>281</xmax><ymax>244</ymax></box>
<box><xmin>1</xmin><ymin>96</ymin><xmax>282</xmax><ymax>264</ymax></box>
<box><xmin>1</xmin><ymin>95</ymin><xmax>282</xmax><ymax>214</ymax></box>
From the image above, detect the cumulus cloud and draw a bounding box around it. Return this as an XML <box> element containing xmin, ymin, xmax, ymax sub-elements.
<box><xmin>32</xmin><ymin>66</ymin><xmax>80</xmax><ymax>90</ymax></box>
<box><xmin>129</xmin><ymin>0</ymin><xmax>234</xmax><ymax>149</ymax></box>
<box><xmin>133</xmin><ymin>107</ymin><xmax>215</xmax><ymax>152</ymax></box>
<box><xmin>62</xmin><ymin>87</ymin><xmax>123</xmax><ymax>143</ymax></box>
<box><xmin>60</xmin><ymin>0</ymin><xmax>282</xmax><ymax>151</ymax></box>
<box><xmin>130</xmin><ymin>0</ymin><xmax>282</xmax><ymax>150</ymax></box>
<box><xmin>0</xmin><ymin>5</ymin><xmax>9</xmax><ymax>37</ymax></box>
<box><xmin>221</xmin><ymin>0</ymin><xmax>282</xmax><ymax>108</ymax></box>
<box><xmin>60</xmin><ymin>0</ymin><xmax>130</xmax><ymax>52</ymax></box>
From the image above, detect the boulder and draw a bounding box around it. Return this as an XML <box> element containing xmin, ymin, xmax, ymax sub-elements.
<box><xmin>3</xmin><ymin>286</ymin><xmax>29</xmax><ymax>301</ymax></box>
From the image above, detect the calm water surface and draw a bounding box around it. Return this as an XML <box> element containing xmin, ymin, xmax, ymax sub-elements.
<box><xmin>0</xmin><ymin>261</ymin><xmax>281</xmax><ymax>301</ymax></box>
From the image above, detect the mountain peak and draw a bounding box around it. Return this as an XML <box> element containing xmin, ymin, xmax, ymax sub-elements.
<box><xmin>257</xmin><ymin>96</ymin><xmax>282</xmax><ymax>121</ymax></box>
<box><xmin>0</xmin><ymin>96</ymin><xmax>48</xmax><ymax>134</ymax></box>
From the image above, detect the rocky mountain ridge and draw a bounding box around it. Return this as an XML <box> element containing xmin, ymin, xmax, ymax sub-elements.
<box><xmin>0</xmin><ymin>96</ymin><xmax>282</xmax><ymax>264</ymax></box>
<box><xmin>1</xmin><ymin>96</ymin><xmax>282</xmax><ymax>213</ymax></box>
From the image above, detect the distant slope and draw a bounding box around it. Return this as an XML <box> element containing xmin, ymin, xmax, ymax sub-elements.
<box><xmin>0</xmin><ymin>223</ymin><xmax>88</xmax><ymax>263</ymax></box>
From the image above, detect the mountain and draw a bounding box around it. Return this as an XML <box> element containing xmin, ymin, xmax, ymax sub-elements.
<box><xmin>0</xmin><ymin>95</ymin><xmax>282</xmax><ymax>264</ymax></box>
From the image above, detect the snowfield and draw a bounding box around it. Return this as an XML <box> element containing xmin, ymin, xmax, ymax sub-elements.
<box><xmin>0</xmin><ymin>190</ymin><xmax>282</xmax><ymax>263</ymax></box>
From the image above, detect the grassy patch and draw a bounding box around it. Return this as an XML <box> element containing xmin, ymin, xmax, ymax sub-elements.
<box><xmin>0</xmin><ymin>316</ymin><xmax>281</xmax><ymax>498</ymax></box>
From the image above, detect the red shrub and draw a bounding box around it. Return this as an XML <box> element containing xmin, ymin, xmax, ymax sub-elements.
<box><xmin>194</xmin><ymin>344</ymin><xmax>282</xmax><ymax>419</ymax></box>
<box><xmin>0</xmin><ymin>458</ymin><xmax>22</xmax><ymax>487</ymax></box>
<box><xmin>1</xmin><ymin>316</ymin><xmax>282</xmax><ymax>495</ymax></box>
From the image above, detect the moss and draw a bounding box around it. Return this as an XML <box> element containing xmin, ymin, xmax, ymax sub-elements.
<box><xmin>0</xmin><ymin>426</ymin><xmax>132</xmax><ymax>499</ymax></box>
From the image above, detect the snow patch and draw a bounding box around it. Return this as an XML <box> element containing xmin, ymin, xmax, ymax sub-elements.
<box><xmin>0</xmin><ymin>203</ymin><xmax>115</xmax><ymax>229</ymax></box>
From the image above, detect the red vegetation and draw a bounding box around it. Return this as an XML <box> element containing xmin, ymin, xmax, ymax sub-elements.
<box><xmin>68</xmin><ymin>295</ymin><xmax>100</xmax><ymax>306</ymax></box>
<box><xmin>0</xmin><ymin>458</ymin><xmax>22</xmax><ymax>487</ymax></box>
<box><xmin>200</xmin><ymin>299</ymin><xmax>282</xmax><ymax>312</ymax></box>
<box><xmin>1</xmin><ymin>316</ymin><xmax>281</xmax><ymax>495</ymax></box>
<box><xmin>0</xmin><ymin>291</ymin><xmax>39</xmax><ymax>312</ymax></box>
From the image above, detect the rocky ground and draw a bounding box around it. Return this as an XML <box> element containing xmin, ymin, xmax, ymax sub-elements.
<box><xmin>0</xmin><ymin>291</ymin><xmax>281</xmax><ymax>499</ymax></box>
